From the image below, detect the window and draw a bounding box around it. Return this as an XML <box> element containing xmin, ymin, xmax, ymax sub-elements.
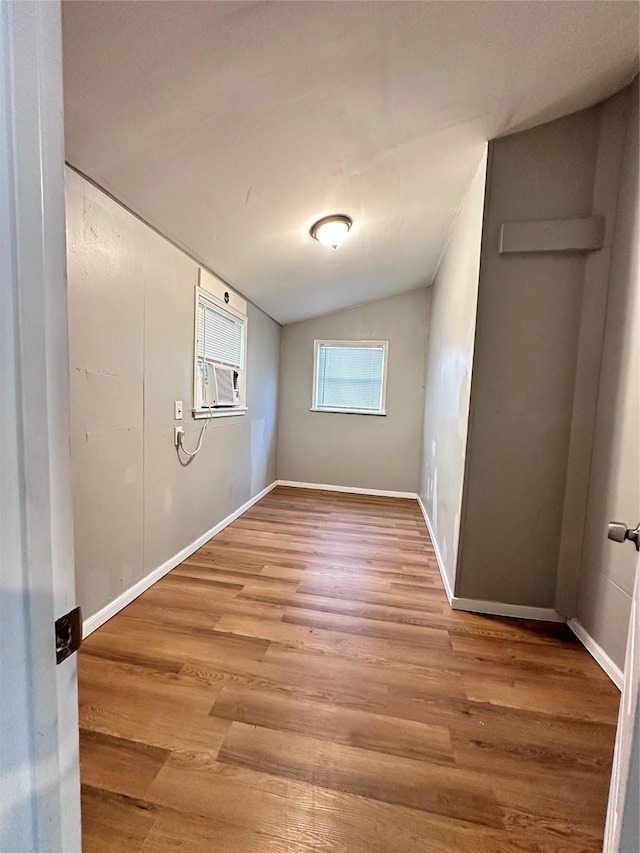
<box><xmin>197</xmin><ymin>296</ymin><xmax>244</xmax><ymax>369</ymax></box>
<box><xmin>194</xmin><ymin>270</ymin><xmax>247</xmax><ymax>417</ymax></box>
<box><xmin>312</xmin><ymin>340</ymin><xmax>388</xmax><ymax>415</ymax></box>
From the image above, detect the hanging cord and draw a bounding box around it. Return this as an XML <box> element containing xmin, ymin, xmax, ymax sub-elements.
<box><xmin>177</xmin><ymin>403</ymin><xmax>216</xmax><ymax>458</ymax></box>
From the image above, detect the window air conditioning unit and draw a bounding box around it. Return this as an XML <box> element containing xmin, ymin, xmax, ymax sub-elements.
<box><xmin>200</xmin><ymin>363</ymin><xmax>238</xmax><ymax>407</ymax></box>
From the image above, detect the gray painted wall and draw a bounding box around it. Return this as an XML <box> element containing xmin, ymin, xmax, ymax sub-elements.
<box><xmin>420</xmin><ymin>153</ymin><xmax>487</xmax><ymax>590</ymax></box>
<box><xmin>456</xmin><ymin>106</ymin><xmax>602</xmax><ymax>606</ymax></box>
<box><xmin>277</xmin><ymin>289</ymin><xmax>430</xmax><ymax>493</ymax></box>
<box><xmin>574</xmin><ymin>81</ymin><xmax>639</xmax><ymax>668</ymax></box>
<box><xmin>554</xmin><ymin>87</ymin><xmax>633</xmax><ymax>619</ymax></box>
<box><xmin>66</xmin><ymin>168</ymin><xmax>280</xmax><ymax>620</ymax></box>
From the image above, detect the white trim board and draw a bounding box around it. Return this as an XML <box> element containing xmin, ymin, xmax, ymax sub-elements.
<box><xmin>451</xmin><ymin>597</ymin><xmax>565</xmax><ymax>623</ymax></box>
<box><xmin>568</xmin><ymin>618</ymin><xmax>623</xmax><ymax>690</ymax></box>
<box><xmin>277</xmin><ymin>480</ymin><xmax>418</xmax><ymax>500</ymax></box>
<box><xmin>416</xmin><ymin>495</ymin><xmax>454</xmax><ymax>604</ymax></box>
<box><xmin>82</xmin><ymin>480</ymin><xmax>278</xmax><ymax>637</ymax></box>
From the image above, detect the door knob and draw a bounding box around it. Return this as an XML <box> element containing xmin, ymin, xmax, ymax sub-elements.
<box><xmin>607</xmin><ymin>521</ymin><xmax>640</xmax><ymax>551</ymax></box>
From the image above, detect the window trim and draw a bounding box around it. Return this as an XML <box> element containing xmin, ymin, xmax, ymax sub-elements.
<box><xmin>192</xmin><ymin>283</ymin><xmax>248</xmax><ymax>418</ymax></box>
<box><xmin>311</xmin><ymin>339</ymin><xmax>389</xmax><ymax>416</ymax></box>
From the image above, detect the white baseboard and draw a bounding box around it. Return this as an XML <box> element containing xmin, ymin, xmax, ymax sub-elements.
<box><xmin>415</xmin><ymin>497</ymin><xmax>563</xmax><ymax>623</ymax></box>
<box><xmin>417</xmin><ymin>494</ymin><xmax>618</xmax><ymax>684</ymax></box>
<box><xmin>451</xmin><ymin>597</ymin><xmax>565</xmax><ymax>623</ymax></box>
<box><xmin>81</xmin><ymin>478</ymin><xmax>624</xmax><ymax>692</ymax></box>
<box><xmin>82</xmin><ymin>480</ymin><xmax>278</xmax><ymax>638</ymax></box>
<box><xmin>568</xmin><ymin>618</ymin><xmax>623</xmax><ymax>689</ymax></box>
<box><xmin>277</xmin><ymin>480</ymin><xmax>418</xmax><ymax>500</ymax></box>
<box><xmin>416</xmin><ymin>495</ymin><xmax>454</xmax><ymax>603</ymax></box>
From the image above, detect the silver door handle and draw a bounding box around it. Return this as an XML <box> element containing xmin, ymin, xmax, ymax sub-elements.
<box><xmin>608</xmin><ymin>521</ymin><xmax>640</xmax><ymax>551</ymax></box>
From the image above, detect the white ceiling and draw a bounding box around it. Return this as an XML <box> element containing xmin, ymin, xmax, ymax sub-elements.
<box><xmin>62</xmin><ymin>1</ymin><xmax>639</xmax><ymax>324</ymax></box>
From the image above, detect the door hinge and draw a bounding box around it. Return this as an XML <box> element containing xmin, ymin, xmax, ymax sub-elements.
<box><xmin>55</xmin><ymin>606</ymin><xmax>82</xmax><ymax>664</ymax></box>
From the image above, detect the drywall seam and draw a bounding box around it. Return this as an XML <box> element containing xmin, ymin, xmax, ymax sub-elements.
<box><xmin>568</xmin><ymin>618</ymin><xmax>624</xmax><ymax>689</ymax></box>
<box><xmin>417</xmin><ymin>495</ymin><xmax>454</xmax><ymax>604</ymax></box>
<box><xmin>82</xmin><ymin>480</ymin><xmax>278</xmax><ymax>637</ymax></box>
<box><xmin>277</xmin><ymin>480</ymin><xmax>418</xmax><ymax>500</ymax></box>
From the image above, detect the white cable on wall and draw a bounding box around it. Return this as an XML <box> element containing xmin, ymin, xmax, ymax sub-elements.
<box><xmin>177</xmin><ymin>405</ymin><xmax>215</xmax><ymax>459</ymax></box>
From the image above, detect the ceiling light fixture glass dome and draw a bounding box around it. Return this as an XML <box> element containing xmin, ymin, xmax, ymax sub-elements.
<box><xmin>310</xmin><ymin>214</ymin><xmax>353</xmax><ymax>249</ymax></box>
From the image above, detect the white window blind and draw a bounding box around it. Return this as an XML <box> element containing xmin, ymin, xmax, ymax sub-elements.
<box><xmin>314</xmin><ymin>342</ymin><xmax>387</xmax><ymax>414</ymax></box>
<box><xmin>197</xmin><ymin>296</ymin><xmax>244</xmax><ymax>369</ymax></box>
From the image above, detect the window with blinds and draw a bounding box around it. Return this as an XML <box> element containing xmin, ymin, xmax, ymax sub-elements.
<box><xmin>197</xmin><ymin>295</ymin><xmax>245</xmax><ymax>370</ymax></box>
<box><xmin>194</xmin><ymin>285</ymin><xmax>247</xmax><ymax>415</ymax></box>
<box><xmin>313</xmin><ymin>340</ymin><xmax>388</xmax><ymax>415</ymax></box>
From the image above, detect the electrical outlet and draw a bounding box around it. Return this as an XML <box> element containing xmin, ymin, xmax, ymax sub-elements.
<box><xmin>173</xmin><ymin>426</ymin><xmax>184</xmax><ymax>447</ymax></box>
<box><xmin>174</xmin><ymin>400</ymin><xmax>183</xmax><ymax>420</ymax></box>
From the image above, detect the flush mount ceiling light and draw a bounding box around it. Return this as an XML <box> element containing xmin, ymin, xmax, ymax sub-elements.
<box><xmin>309</xmin><ymin>214</ymin><xmax>353</xmax><ymax>249</ymax></box>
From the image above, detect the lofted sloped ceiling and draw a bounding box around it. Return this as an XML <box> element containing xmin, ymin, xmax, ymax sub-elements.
<box><xmin>62</xmin><ymin>1</ymin><xmax>639</xmax><ymax>324</ymax></box>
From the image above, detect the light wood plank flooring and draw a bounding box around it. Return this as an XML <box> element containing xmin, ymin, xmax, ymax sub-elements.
<box><xmin>78</xmin><ymin>487</ymin><xmax>620</xmax><ymax>852</ymax></box>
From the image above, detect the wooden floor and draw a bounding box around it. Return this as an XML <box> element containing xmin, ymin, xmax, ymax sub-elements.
<box><xmin>79</xmin><ymin>487</ymin><xmax>620</xmax><ymax>853</ymax></box>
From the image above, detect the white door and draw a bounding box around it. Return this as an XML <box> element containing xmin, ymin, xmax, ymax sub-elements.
<box><xmin>0</xmin><ymin>2</ymin><xmax>81</xmax><ymax>851</ymax></box>
<box><xmin>604</xmin><ymin>544</ymin><xmax>639</xmax><ymax>853</ymax></box>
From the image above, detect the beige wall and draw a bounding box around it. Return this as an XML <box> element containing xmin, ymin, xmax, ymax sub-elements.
<box><xmin>420</xmin><ymin>153</ymin><xmax>487</xmax><ymax>590</ymax></box>
<box><xmin>277</xmin><ymin>289</ymin><xmax>430</xmax><ymax>493</ymax></box>
<box><xmin>574</xmin><ymin>80</ymin><xmax>639</xmax><ymax>668</ymax></box>
<box><xmin>66</xmin><ymin>168</ymin><xmax>280</xmax><ymax>620</ymax></box>
<box><xmin>456</xmin><ymin>106</ymin><xmax>602</xmax><ymax>606</ymax></box>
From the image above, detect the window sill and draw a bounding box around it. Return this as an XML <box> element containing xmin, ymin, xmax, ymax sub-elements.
<box><xmin>193</xmin><ymin>407</ymin><xmax>247</xmax><ymax>420</ymax></box>
<box><xmin>309</xmin><ymin>407</ymin><xmax>386</xmax><ymax>417</ymax></box>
